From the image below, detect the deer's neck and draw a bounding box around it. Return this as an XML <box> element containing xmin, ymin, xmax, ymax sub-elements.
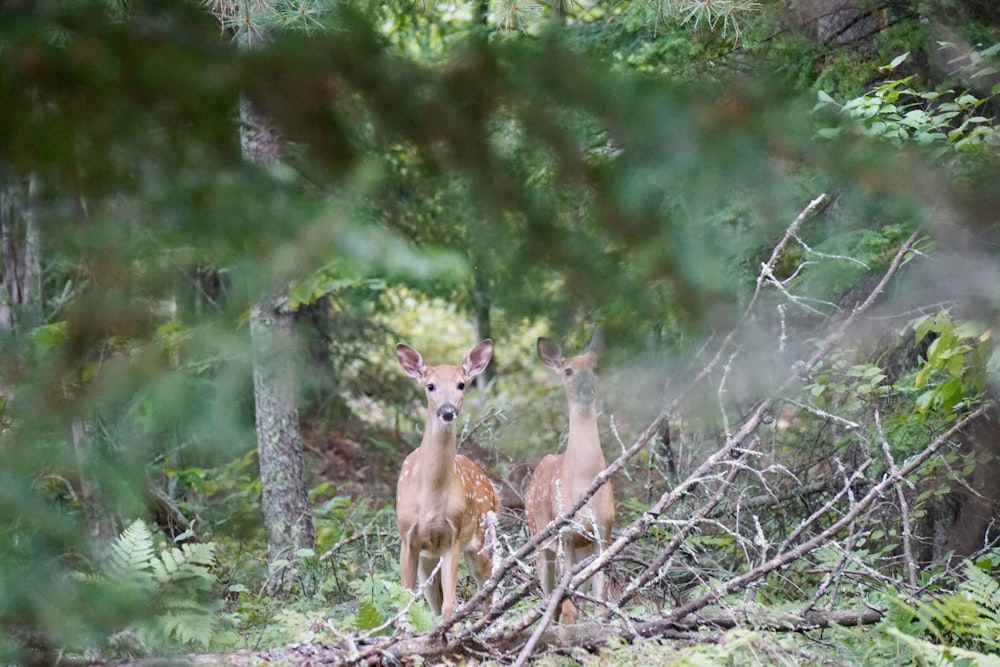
<box><xmin>564</xmin><ymin>404</ymin><xmax>604</xmax><ymax>481</ymax></box>
<box><xmin>418</xmin><ymin>420</ymin><xmax>459</xmax><ymax>493</ymax></box>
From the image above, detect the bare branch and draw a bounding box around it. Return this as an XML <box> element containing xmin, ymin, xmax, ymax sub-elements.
<box><xmin>660</xmin><ymin>404</ymin><xmax>989</xmax><ymax>625</ymax></box>
<box><xmin>875</xmin><ymin>408</ymin><xmax>918</xmax><ymax>589</ymax></box>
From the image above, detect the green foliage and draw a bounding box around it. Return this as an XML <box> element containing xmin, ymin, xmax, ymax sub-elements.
<box><xmin>886</xmin><ymin>557</ymin><xmax>1000</xmax><ymax>663</ymax></box>
<box><xmin>96</xmin><ymin>519</ymin><xmax>229</xmax><ymax>654</ymax></box>
<box><xmin>618</xmin><ymin>0</ymin><xmax>761</xmax><ymax>47</ymax></box>
<box><xmin>342</xmin><ymin>577</ymin><xmax>435</xmax><ymax>634</ymax></box>
<box><xmin>909</xmin><ymin>310</ymin><xmax>993</xmax><ymax>415</ymax></box>
<box><xmin>653</xmin><ymin>0</ymin><xmax>762</xmax><ymax>39</ymax></box>
<box><xmin>29</xmin><ymin>321</ymin><xmax>69</xmax><ymax>352</ymax></box>
<box><xmin>815</xmin><ymin>48</ymin><xmax>1000</xmax><ymax>175</ymax></box>
<box><xmin>807</xmin><ymin>356</ymin><xmax>890</xmax><ymax>414</ymax></box>
<box><xmin>288</xmin><ymin>274</ymin><xmax>387</xmax><ymax>311</ymax></box>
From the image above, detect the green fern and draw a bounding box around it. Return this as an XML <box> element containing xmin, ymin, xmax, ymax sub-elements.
<box><xmin>101</xmin><ymin>519</ymin><xmax>225</xmax><ymax>653</ymax></box>
<box><xmin>962</xmin><ymin>563</ymin><xmax>1000</xmax><ymax>618</ymax></box>
<box><xmin>151</xmin><ymin>543</ymin><xmax>217</xmax><ymax>589</ymax></box>
<box><xmin>887</xmin><ymin>558</ymin><xmax>1000</xmax><ymax>661</ymax></box>
<box><xmin>105</xmin><ymin>519</ymin><xmax>156</xmax><ymax>590</ymax></box>
<box><xmin>157</xmin><ymin>601</ymin><xmax>223</xmax><ymax>648</ymax></box>
<box><xmin>342</xmin><ymin>577</ymin><xmax>435</xmax><ymax>633</ymax></box>
<box><xmin>886</xmin><ymin>628</ymin><xmax>1000</xmax><ymax>667</ymax></box>
<box><xmin>354</xmin><ymin>599</ymin><xmax>384</xmax><ymax>632</ymax></box>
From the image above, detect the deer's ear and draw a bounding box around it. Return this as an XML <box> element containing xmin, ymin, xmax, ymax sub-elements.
<box><xmin>396</xmin><ymin>344</ymin><xmax>426</xmax><ymax>381</ymax></box>
<box><xmin>587</xmin><ymin>327</ymin><xmax>604</xmax><ymax>358</ymax></box>
<box><xmin>463</xmin><ymin>340</ymin><xmax>493</xmax><ymax>378</ymax></box>
<box><xmin>536</xmin><ymin>337</ymin><xmax>564</xmax><ymax>371</ymax></box>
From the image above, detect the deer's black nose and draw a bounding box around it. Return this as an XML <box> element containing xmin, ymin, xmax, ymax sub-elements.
<box><xmin>438</xmin><ymin>404</ymin><xmax>458</xmax><ymax>423</ymax></box>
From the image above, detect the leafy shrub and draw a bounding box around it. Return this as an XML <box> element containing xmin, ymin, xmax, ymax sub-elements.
<box><xmin>908</xmin><ymin>310</ymin><xmax>995</xmax><ymax>415</ymax></box>
<box><xmin>814</xmin><ymin>48</ymin><xmax>1000</xmax><ymax>175</ymax></box>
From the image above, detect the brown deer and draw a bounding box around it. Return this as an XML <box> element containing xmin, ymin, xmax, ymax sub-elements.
<box><xmin>395</xmin><ymin>339</ymin><xmax>499</xmax><ymax>618</ymax></box>
<box><xmin>525</xmin><ymin>330</ymin><xmax>614</xmax><ymax>624</ymax></box>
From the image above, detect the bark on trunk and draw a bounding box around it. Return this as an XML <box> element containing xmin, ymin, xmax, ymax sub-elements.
<box><xmin>471</xmin><ymin>272</ymin><xmax>495</xmax><ymax>388</ymax></box>
<box><xmin>250</xmin><ymin>294</ymin><xmax>315</xmax><ymax>584</ymax></box>
<box><xmin>239</xmin><ymin>96</ymin><xmax>282</xmax><ymax>166</ymax></box>
<box><xmin>943</xmin><ymin>409</ymin><xmax>1000</xmax><ymax>560</ymax></box>
<box><xmin>0</xmin><ymin>175</ymin><xmax>41</xmax><ymax>331</ymax></box>
<box><xmin>71</xmin><ymin>419</ymin><xmax>120</xmax><ymax>564</ymax></box>
<box><xmin>239</xmin><ymin>88</ymin><xmax>315</xmax><ymax>584</ymax></box>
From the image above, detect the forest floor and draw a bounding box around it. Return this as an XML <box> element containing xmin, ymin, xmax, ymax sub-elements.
<box><xmin>302</xmin><ymin>417</ymin><xmax>528</xmax><ymax>511</ymax></box>
<box><xmin>303</xmin><ymin>417</ymin><xmax>409</xmax><ymax>503</ymax></box>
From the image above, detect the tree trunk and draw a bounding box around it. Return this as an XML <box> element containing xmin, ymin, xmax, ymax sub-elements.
<box><xmin>550</xmin><ymin>0</ymin><xmax>566</xmax><ymax>26</ymax></box>
<box><xmin>239</xmin><ymin>95</ymin><xmax>282</xmax><ymax>166</ymax></box>
<box><xmin>471</xmin><ymin>271</ymin><xmax>495</xmax><ymax>388</ymax></box>
<box><xmin>250</xmin><ymin>293</ymin><xmax>315</xmax><ymax>584</ymax></box>
<box><xmin>0</xmin><ymin>174</ymin><xmax>42</xmax><ymax>332</ymax></box>
<box><xmin>239</xmin><ymin>87</ymin><xmax>315</xmax><ymax>582</ymax></box>
<box><xmin>5</xmin><ymin>171</ymin><xmax>119</xmax><ymax>565</ymax></box>
<box><xmin>71</xmin><ymin>418</ymin><xmax>119</xmax><ymax>564</ymax></box>
<box><xmin>943</xmin><ymin>409</ymin><xmax>1000</xmax><ymax>560</ymax></box>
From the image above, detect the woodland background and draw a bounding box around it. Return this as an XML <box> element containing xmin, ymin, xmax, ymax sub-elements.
<box><xmin>3</xmin><ymin>0</ymin><xmax>1000</xmax><ymax>664</ymax></box>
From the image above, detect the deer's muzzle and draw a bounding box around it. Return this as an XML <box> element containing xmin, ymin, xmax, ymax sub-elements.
<box><xmin>437</xmin><ymin>404</ymin><xmax>459</xmax><ymax>423</ymax></box>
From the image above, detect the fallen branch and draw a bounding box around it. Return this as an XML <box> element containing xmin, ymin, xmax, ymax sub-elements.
<box><xmin>660</xmin><ymin>404</ymin><xmax>989</xmax><ymax>626</ymax></box>
<box><xmin>118</xmin><ymin>606</ymin><xmax>883</xmax><ymax>667</ymax></box>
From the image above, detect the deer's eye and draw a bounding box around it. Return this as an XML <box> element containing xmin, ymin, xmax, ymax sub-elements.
<box><xmin>457</xmin><ymin>382</ymin><xmax>466</xmax><ymax>390</ymax></box>
<box><xmin>564</xmin><ymin>368</ymin><xmax>574</xmax><ymax>377</ymax></box>
<box><xmin>427</xmin><ymin>383</ymin><xmax>436</xmax><ymax>392</ymax></box>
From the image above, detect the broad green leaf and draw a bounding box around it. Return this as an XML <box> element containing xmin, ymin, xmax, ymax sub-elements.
<box><xmin>355</xmin><ymin>599</ymin><xmax>384</xmax><ymax>632</ymax></box>
<box><xmin>947</xmin><ymin>354</ymin><xmax>965</xmax><ymax>376</ymax></box>
<box><xmin>882</xmin><ymin>52</ymin><xmax>910</xmax><ymax>70</ymax></box>
<box><xmin>916</xmin><ymin>389</ymin><xmax>936</xmax><ymax>411</ymax></box>
<box><xmin>912</xmin><ymin>314</ymin><xmax>937</xmax><ymax>344</ymax></box>
<box><xmin>816</xmin><ymin>90</ymin><xmax>836</xmax><ymax>104</ymax></box>
<box><xmin>31</xmin><ymin>321</ymin><xmax>69</xmax><ymax>351</ymax></box>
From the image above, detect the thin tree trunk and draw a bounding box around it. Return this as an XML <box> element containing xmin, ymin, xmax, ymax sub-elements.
<box><xmin>239</xmin><ymin>96</ymin><xmax>282</xmax><ymax>166</ymax></box>
<box><xmin>71</xmin><ymin>418</ymin><xmax>119</xmax><ymax>564</ymax></box>
<box><xmin>471</xmin><ymin>271</ymin><xmax>495</xmax><ymax>388</ymax></box>
<box><xmin>250</xmin><ymin>294</ymin><xmax>315</xmax><ymax>583</ymax></box>
<box><xmin>0</xmin><ymin>174</ymin><xmax>41</xmax><ymax>331</ymax></box>
<box><xmin>239</xmin><ymin>86</ymin><xmax>315</xmax><ymax>582</ymax></box>
<box><xmin>550</xmin><ymin>0</ymin><xmax>566</xmax><ymax>25</ymax></box>
<box><xmin>6</xmin><ymin>169</ymin><xmax>117</xmax><ymax>565</ymax></box>
<box><xmin>0</xmin><ymin>184</ymin><xmax>15</xmax><ymax>331</ymax></box>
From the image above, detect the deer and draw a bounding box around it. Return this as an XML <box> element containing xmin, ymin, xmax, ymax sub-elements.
<box><xmin>524</xmin><ymin>330</ymin><xmax>614</xmax><ymax>624</ymax></box>
<box><xmin>394</xmin><ymin>339</ymin><xmax>500</xmax><ymax>618</ymax></box>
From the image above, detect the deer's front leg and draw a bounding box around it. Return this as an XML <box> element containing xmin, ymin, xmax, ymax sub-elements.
<box><xmin>399</xmin><ymin>531</ymin><xmax>419</xmax><ymax>593</ymax></box>
<box><xmin>439</xmin><ymin>538</ymin><xmax>463</xmax><ymax>618</ymax></box>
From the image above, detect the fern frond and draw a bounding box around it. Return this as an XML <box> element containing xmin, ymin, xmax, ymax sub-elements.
<box><xmin>960</xmin><ymin>562</ymin><xmax>1000</xmax><ymax>616</ymax></box>
<box><xmin>887</xmin><ymin>628</ymin><xmax>1000</xmax><ymax>667</ymax></box>
<box><xmin>105</xmin><ymin>519</ymin><xmax>156</xmax><ymax>590</ymax></box>
<box><xmin>901</xmin><ymin>560</ymin><xmax>1000</xmax><ymax>654</ymax></box>
<box><xmin>151</xmin><ymin>543</ymin><xmax>217</xmax><ymax>587</ymax></box>
<box><xmin>957</xmin><ymin>562</ymin><xmax>1000</xmax><ymax>650</ymax></box>
<box><xmin>159</xmin><ymin>605</ymin><xmax>221</xmax><ymax>649</ymax></box>
<box><xmin>101</xmin><ymin>521</ymin><xmax>226</xmax><ymax>651</ymax></box>
<box><xmin>928</xmin><ymin>594</ymin><xmax>996</xmax><ymax>645</ymax></box>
